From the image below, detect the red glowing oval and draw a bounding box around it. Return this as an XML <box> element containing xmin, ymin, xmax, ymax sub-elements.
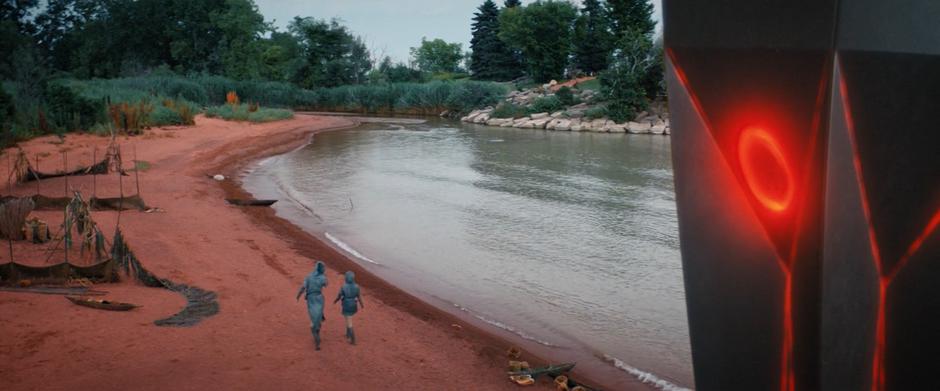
<box><xmin>738</xmin><ymin>127</ymin><xmax>795</xmax><ymax>213</ymax></box>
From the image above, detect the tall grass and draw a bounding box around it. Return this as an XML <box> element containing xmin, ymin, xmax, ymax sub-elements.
<box><xmin>70</xmin><ymin>75</ymin><xmax>304</xmax><ymax>107</ymax></box>
<box><xmin>1</xmin><ymin>73</ymin><xmax>507</xmax><ymax>146</ymax></box>
<box><xmin>204</xmin><ymin>103</ymin><xmax>294</xmax><ymax>123</ymax></box>
<box><xmin>299</xmin><ymin>80</ymin><xmax>507</xmax><ymax>116</ymax></box>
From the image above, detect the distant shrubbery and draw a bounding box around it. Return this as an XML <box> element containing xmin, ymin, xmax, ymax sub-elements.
<box><xmin>205</xmin><ymin>103</ymin><xmax>294</xmax><ymax>123</ymax></box>
<box><xmin>584</xmin><ymin>106</ymin><xmax>608</xmax><ymax>120</ymax></box>
<box><xmin>491</xmin><ymin>102</ymin><xmax>529</xmax><ymax>119</ymax></box>
<box><xmin>528</xmin><ymin>95</ymin><xmax>566</xmax><ymax>114</ymax></box>
<box><xmin>298</xmin><ymin>80</ymin><xmax>506</xmax><ymax>116</ymax></box>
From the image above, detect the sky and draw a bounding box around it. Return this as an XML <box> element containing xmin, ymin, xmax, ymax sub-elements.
<box><xmin>254</xmin><ymin>0</ymin><xmax>663</xmax><ymax>64</ymax></box>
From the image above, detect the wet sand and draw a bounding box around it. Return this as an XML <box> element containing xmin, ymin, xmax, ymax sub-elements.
<box><xmin>0</xmin><ymin>115</ymin><xmax>635</xmax><ymax>390</ymax></box>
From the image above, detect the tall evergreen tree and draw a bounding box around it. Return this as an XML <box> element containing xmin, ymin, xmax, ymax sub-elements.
<box><xmin>499</xmin><ymin>0</ymin><xmax>578</xmax><ymax>82</ymax></box>
<box><xmin>470</xmin><ymin>0</ymin><xmax>521</xmax><ymax>80</ymax></box>
<box><xmin>573</xmin><ymin>0</ymin><xmax>613</xmax><ymax>74</ymax></box>
<box><xmin>504</xmin><ymin>0</ymin><xmax>521</xmax><ymax>8</ymax></box>
<box><xmin>607</xmin><ymin>0</ymin><xmax>655</xmax><ymax>39</ymax></box>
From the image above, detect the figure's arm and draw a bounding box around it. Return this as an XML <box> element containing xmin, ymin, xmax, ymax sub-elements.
<box><xmin>296</xmin><ymin>282</ymin><xmax>306</xmax><ymax>301</ymax></box>
<box><xmin>333</xmin><ymin>289</ymin><xmax>343</xmax><ymax>304</ymax></box>
<box><xmin>358</xmin><ymin>293</ymin><xmax>364</xmax><ymax>309</ymax></box>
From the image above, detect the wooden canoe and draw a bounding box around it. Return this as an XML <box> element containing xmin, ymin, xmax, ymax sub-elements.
<box><xmin>225</xmin><ymin>198</ymin><xmax>278</xmax><ymax>207</ymax></box>
<box><xmin>66</xmin><ymin>296</ymin><xmax>139</xmax><ymax>311</ymax></box>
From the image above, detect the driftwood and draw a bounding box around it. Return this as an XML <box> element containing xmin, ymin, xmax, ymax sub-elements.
<box><xmin>0</xmin><ymin>286</ymin><xmax>107</xmax><ymax>296</ymax></box>
<box><xmin>225</xmin><ymin>198</ymin><xmax>277</xmax><ymax>207</ymax></box>
<box><xmin>66</xmin><ymin>295</ymin><xmax>139</xmax><ymax>311</ymax></box>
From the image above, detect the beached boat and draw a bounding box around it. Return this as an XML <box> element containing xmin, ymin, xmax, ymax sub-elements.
<box><xmin>66</xmin><ymin>296</ymin><xmax>139</xmax><ymax>311</ymax></box>
<box><xmin>225</xmin><ymin>198</ymin><xmax>278</xmax><ymax>206</ymax></box>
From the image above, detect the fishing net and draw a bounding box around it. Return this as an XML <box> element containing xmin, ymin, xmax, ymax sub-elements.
<box><xmin>89</xmin><ymin>195</ymin><xmax>147</xmax><ymax>211</ymax></box>
<box><xmin>8</xmin><ymin>142</ymin><xmax>124</xmax><ymax>184</ymax></box>
<box><xmin>0</xmin><ymin>197</ymin><xmax>34</xmax><ymax>240</ymax></box>
<box><xmin>111</xmin><ymin>228</ymin><xmax>219</xmax><ymax>327</ymax></box>
<box><xmin>0</xmin><ymin>259</ymin><xmax>118</xmax><ymax>283</ymax></box>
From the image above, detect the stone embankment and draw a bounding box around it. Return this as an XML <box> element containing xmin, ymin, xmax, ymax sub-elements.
<box><xmin>460</xmin><ymin>80</ymin><xmax>670</xmax><ymax>135</ymax></box>
<box><xmin>461</xmin><ymin>106</ymin><xmax>670</xmax><ymax>135</ymax></box>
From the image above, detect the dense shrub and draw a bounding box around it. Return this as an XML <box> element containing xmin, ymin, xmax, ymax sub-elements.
<box><xmin>584</xmin><ymin>105</ymin><xmax>608</xmax><ymax>120</ymax></box>
<box><xmin>204</xmin><ymin>103</ymin><xmax>294</xmax><ymax>123</ymax></box>
<box><xmin>149</xmin><ymin>100</ymin><xmax>197</xmax><ymax>126</ymax></box>
<box><xmin>528</xmin><ymin>95</ymin><xmax>565</xmax><ymax>114</ymax></box>
<box><xmin>43</xmin><ymin>81</ymin><xmax>107</xmax><ymax>132</ymax></box>
<box><xmin>491</xmin><ymin>102</ymin><xmax>528</xmax><ymax>119</ymax></box>
<box><xmin>299</xmin><ymin>80</ymin><xmax>506</xmax><ymax>116</ymax></box>
<box><xmin>555</xmin><ymin>86</ymin><xmax>578</xmax><ymax>106</ymax></box>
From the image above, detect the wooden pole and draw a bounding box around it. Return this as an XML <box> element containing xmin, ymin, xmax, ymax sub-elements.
<box><xmin>133</xmin><ymin>143</ymin><xmax>140</xmax><ymax>196</ymax></box>
<box><xmin>116</xmin><ymin>147</ymin><xmax>123</xmax><ymax>228</ymax></box>
<box><xmin>63</xmin><ymin>151</ymin><xmax>68</xmax><ymax>197</ymax></box>
<box><xmin>92</xmin><ymin>147</ymin><xmax>97</xmax><ymax>198</ymax></box>
<box><xmin>34</xmin><ymin>155</ymin><xmax>40</xmax><ymax>195</ymax></box>
<box><xmin>6</xmin><ymin>153</ymin><xmax>11</xmax><ymax>194</ymax></box>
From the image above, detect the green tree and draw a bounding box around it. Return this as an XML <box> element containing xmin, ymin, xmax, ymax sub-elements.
<box><xmin>469</xmin><ymin>0</ymin><xmax>522</xmax><ymax>81</ymax></box>
<box><xmin>607</xmin><ymin>0</ymin><xmax>655</xmax><ymax>39</ymax></box>
<box><xmin>504</xmin><ymin>0</ymin><xmax>521</xmax><ymax>7</ymax></box>
<box><xmin>211</xmin><ymin>0</ymin><xmax>270</xmax><ymax>80</ymax></box>
<box><xmin>258</xmin><ymin>31</ymin><xmax>304</xmax><ymax>81</ymax></box>
<box><xmin>599</xmin><ymin>30</ymin><xmax>656</xmax><ymax>122</ymax></box>
<box><xmin>573</xmin><ymin>0</ymin><xmax>613</xmax><ymax>74</ymax></box>
<box><xmin>0</xmin><ymin>0</ymin><xmax>38</xmax><ymax>78</ymax></box>
<box><xmin>498</xmin><ymin>0</ymin><xmax>578</xmax><ymax>83</ymax></box>
<box><xmin>410</xmin><ymin>37</ymin><xmax>463</xmax><ymax>74</ymax></box>
<box><xmin>289</xmin><ymin>17</ymin><xmax>372</xmax><ymax>88</ymax></box>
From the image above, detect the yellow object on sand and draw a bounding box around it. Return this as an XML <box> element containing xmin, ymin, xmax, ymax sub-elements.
<box><xmin>508</xmin><ymin>360</ymin><xmax>530</xmax><ymax>372</ymax></box>
<box><xmin>555</xmin><ymin>374</ymin><xmax>569</xmax><ymax>390</ymax></box>
<box><xmin>510</xmin><ymin>374</ymin><xmax>535</xmax><ymax>386</ymax></box>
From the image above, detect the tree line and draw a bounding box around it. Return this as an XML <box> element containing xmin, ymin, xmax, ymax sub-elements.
<box><xmin>0</xmin><ymin>0</ymin><xmax>661</xmax><ymax>141</ymax></box>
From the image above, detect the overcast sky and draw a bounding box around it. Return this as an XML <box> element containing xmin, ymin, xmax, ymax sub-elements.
<box><xmin>254</xmin><ymin>0</ymin><xmax>662</xmax><ymax>64</ymax></box>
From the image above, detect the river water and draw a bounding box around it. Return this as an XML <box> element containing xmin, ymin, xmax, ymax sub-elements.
<box><xmin>244</xmin><ymin>118</ymin><xmax>693</xmax><ymax>389</ymax></box>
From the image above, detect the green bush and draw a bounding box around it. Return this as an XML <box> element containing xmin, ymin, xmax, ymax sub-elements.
<box><xmin>555</xmin><ymin>86</ymin><xmax>578</xmax><ymax>106</ymax></box>
<box><xmin>528</xmin><ymin>95</ymin><xmax>565</xmax><ymax>114</ymax></box>
<box><xmin>0</xmin><ymin>86</ymin><xmax>13</xmax><ymax>130</ymax></box>
<box><xmin>204</xmin><ymin>104</ymin><xmax>294</xmax><ymax>123</ymax></box>
<box><xmin>149</xmin><ymin>105</ymin><xmax>185</xmax><ymax>126</ymax></box>
<box><xmin>584</xmin><ymin>106</ymin><xmax>608</xmax><ymax>120</ymax></box>
<box><xmin>43</xmin><ymin>80</ymin><xmax>107</xmax><ymax>132</ymax></box>
<box><xmin>491</xmin><ymin>102</ymin><xmax>528</xmax><ymax>119</ymax></box>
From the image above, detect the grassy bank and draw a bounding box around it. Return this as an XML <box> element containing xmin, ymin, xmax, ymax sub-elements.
<box><xmin>0</xmin><ymin>74</ymin><xmax>506</xmax><ymax>147</ymax></box>
<box><xmin>205</xmin><ymin>103</ymin><xmax>293</xmax><ymax>123</ymax></box>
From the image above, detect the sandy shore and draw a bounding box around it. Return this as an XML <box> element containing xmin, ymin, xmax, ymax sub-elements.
<box><xmin>0</xmin><ymin>115</ymin><xmax>628</xmax><ymax>390</ymax></box>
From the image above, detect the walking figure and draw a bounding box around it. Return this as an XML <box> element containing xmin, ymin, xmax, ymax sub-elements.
<box><xmin>334</xmin><ymin>271</ymin><xmax>364</xmax><ymax>345</ymax></box>
<box><xmin>297</xmin><ymin>261</ymin><xmax>328</xmax><ymax>350</ymax></box>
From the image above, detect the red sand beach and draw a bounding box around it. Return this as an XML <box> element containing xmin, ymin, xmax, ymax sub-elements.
<box><xmin>0</xmin><ymin>115</ymin><xmax>640</xmax><ymax>390</ymax></box>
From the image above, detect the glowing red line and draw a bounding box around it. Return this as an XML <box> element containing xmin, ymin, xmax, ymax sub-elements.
<box><xmin>837</xmin><ymin>58</ymin><xmax>887</xmax><ymax>391</ymax></box>
<box><xmin>787</xmin><ymin>69</ymin><xmax>830</xmax><ymax>264</ymax></box>
<box><xmin>781</xmin><ymin>272</ymin><xmax>794</xmax><ymax>391</ymax></box>
<box><xmin>838</xmin><ymin>68</ymin><xmax>884</xmax><ymax>276</ymax></box>
<box><xmin>887</xmin><ymin>209</ymin><xmax>940</xmax><ymax>281</ymax></box>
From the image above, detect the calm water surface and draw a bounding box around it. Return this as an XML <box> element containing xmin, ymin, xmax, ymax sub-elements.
<box><xmin>245</xmin><ymin>119</ymin><xmax>693</xmax><ymax>389</ymax></box>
